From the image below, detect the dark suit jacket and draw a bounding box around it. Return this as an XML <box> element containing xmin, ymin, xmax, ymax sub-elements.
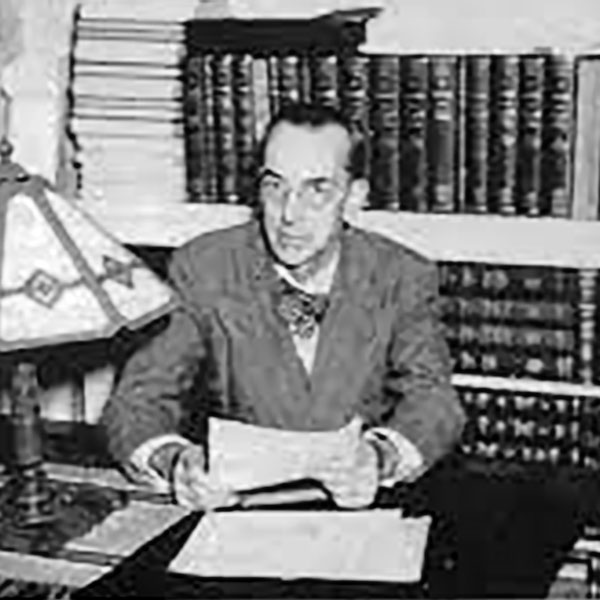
<box><xmin>102</xmin><ymin>219</ymin><xmax>465</xmax><ymax>470</ymax></box>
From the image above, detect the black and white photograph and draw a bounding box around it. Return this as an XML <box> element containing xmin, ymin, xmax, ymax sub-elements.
<box><xmin>1</xmin><ymin>0</ymin><xmax>600</xmax><ymax>597</ymax></box>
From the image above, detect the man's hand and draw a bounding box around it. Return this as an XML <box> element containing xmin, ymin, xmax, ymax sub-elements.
<box><xmin>172</xmin><ymin>444</ymin><xmax>240</xmax><ymax>511</ymax></box>
<box><xmin>311</xmin><ymin>420</ymin><xmax>380</xmax><ymax>509</ymax></box>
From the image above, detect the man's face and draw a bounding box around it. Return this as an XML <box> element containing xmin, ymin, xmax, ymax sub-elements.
<box><xmin>259</xmin><ymin>121</ymin><xmax>357</xmax><ymax>269</ymax></box>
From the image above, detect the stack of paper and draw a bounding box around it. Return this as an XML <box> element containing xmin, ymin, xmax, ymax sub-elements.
<box><xmin>170</xmin><ymin>510</ymin><xmax>431</xmax><ymax>583</ymax></box>
<box><xmin>208</xmin><ymin>416</ymin><xmax>364</xmax><ymax>492</ymax></box>
<box><xmin>71</xmin><ymin>7</ymin><xmax>192</xmax><ymax>206</ymax></box>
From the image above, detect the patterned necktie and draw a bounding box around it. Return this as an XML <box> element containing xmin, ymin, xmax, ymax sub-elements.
<box><xmin>275</xmin><ymin>276</ymin><xmax>330</xmax><ymax>339</ymax></box>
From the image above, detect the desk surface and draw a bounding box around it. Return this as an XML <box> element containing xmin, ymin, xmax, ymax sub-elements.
<box><xmin>0</xmin><ymin>464</ymin><xmax>427</xmax><ymax>597</ymax></box>
<box><xmin>0</xmin><ymin>464</ymin><xmax>187</xmax><ymax>589</ymax></box>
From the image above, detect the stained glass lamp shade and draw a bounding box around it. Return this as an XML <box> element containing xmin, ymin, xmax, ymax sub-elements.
<box><xmin>0</xmin><ymin>138</ymin><xmax>176</xmax><ymax>532</ymax></box>
<box><xmin>0</xmin><ymin>151</ymin><xmax>174</xmax><ymax>350</ymax></box>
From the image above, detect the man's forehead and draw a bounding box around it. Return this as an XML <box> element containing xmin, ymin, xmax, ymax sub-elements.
<box><xmin>263</xmin><ymin>121</ymin><xmax>351</xmax><ymax>177</ymax></box>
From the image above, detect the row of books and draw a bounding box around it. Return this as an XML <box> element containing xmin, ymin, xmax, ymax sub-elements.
<box><xmin>437</xmin><ymin>263</ymin><xmax>591</xmax><ymax>383</ymax></box>
<box><xmin>184</xmin><ymin>52</ymin><xmax>575</xmax><ymax>216</ymax></box>
<box><xmin>457</xmin><ymin>387</ymin><xmax>600</xmax><ymax>470</ymax></box>
<box><xmin>69</xmin><ymin>15</ymin><xmax>188</xmax><ymax>206</ymax></box>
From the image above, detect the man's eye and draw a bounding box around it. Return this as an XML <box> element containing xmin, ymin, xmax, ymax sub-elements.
<box><xmin>262</xmin><ymin>178</ymin><xmax>282</xmax><ymax>190</ymax></box>
<box><xmin>310</xmin><ymin>181</ymin><xmax>332</xmax><ymax>194</ymax></box>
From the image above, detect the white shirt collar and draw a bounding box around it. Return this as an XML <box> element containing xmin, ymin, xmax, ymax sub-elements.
<box><xmin>273</xmin><ymin>246</ymin><xmax>340</xmax><ymax>296</ymax></box>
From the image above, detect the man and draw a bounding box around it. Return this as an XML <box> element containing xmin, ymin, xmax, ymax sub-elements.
<box><xmin>101</xmin><ymin>101</ymin><xmax>465</xmax><ymax>512</ymax></box>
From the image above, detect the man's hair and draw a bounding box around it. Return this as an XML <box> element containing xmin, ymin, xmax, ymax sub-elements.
<box><xmin>255</xmin><ymin>101</ymin><xmax>367</xmax><ymax>180</ymax></box>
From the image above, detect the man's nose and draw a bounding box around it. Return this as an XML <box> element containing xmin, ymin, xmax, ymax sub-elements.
<box><xmin>281</xmin><ymin>186</ymin><xmax>304</xmax><ymax>223</ymax></box>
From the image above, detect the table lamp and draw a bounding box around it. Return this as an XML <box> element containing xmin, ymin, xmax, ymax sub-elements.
<box><xmin>0</xmin><ymin>123</ymin><xmax>176</xmax><ymax>543</ymax></box>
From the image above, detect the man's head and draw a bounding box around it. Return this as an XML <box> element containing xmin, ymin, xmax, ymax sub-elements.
<box><xmin>256</xmin><ymin>102</ymin><xmax>368</xmax><ymax>271</ymax></box>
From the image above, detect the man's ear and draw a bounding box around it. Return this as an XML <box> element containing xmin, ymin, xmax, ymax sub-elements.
<box><xmin>343</xmin><ymin>178</ymin><xmax>369</xmax><ymax>222</ymax></box>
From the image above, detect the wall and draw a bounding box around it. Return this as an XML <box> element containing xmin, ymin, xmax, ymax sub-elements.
<box><xmin>363</xmin><ymin>0</ymin><xmax>600</xmax><ymax>53</ymax></box>
<box><xmin>1</xmin><ymin>0</ymin><xmax>78</xmax><ymax>181</ymax></box>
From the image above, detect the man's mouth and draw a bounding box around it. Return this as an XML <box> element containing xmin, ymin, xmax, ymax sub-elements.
<box><xmin>279</xmin><ymin>232</ymin><xmax>307</xmax><ymax>246</ymax></box>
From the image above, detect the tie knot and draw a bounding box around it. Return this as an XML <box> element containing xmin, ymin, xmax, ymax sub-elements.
<box><xmin>276</xmin><ymin>277</ymin><xmax>330</xmax><ymax>338</ymax></box>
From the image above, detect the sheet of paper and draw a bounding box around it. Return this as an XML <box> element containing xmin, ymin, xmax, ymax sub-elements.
<box><xmin>170</xmin><ymin>510</ymin><xmax>431</xmax><ymax>583</ymax></box>
<box><xmin>208</xmin><ymin>416</ymin><xmax>363</xmax><ymax>492</ymax></box>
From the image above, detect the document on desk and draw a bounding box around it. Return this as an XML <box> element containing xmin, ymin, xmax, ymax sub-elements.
<box><xmin>170</xmin><ymin>510</ymin><xmax>431</xmax><ymax>583</ymax></box>
<box><xmin>208</xmin><ymin>416</ymin><xmax>363</xmax><ymax>492</ymax></box>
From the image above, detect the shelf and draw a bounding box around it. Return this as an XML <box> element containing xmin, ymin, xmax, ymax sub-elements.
<box><xmin>82</xmin><ymin>201</ymin><xmax>600</xmax><ymax>269</ymax></box>
<box><xmin>452</xmin><ymin>374</ymin><xmax>600</xmax><ymax>398</ymax></box>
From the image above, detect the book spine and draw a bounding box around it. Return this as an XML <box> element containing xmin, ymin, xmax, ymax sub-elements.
<box><xmin>542</xmin><ymin>54</ymin><xmax>575</xmax><ymax>217</ymax></box>
<box><xmin>578</xmin><ymin>269</ymin><xmax>597</xmax><ymax>384</ymax></box>
<box><xmin>310</xmin><ymin>54</ymin><xmax>338</xmax><ymax>108</ymax></box>
<box><xmin>400</xmin><ymin>56</ymin><xmax>429</xmax><ymax>212</ymax></box>
<box><xmin>298</xmin><ymin>55</ymin><xmax>313</xmax><ymax>103</ymax></box>
<box><xmin>488</xmin><ymin>56</ymin><xmax>520</xmax><ymax>215</ymax></box>
<box><xmin>368</xmin><ymin>55</ymin><xmax>402</xmax><ymax>210</ymax></box>
<box><xmin>183</xmin><ymin>56</ymin><xmax>203</xmax><ymax>202</ymax></box>
<box><xmin>232</xmin><ymin>54</ymin><xmax>256</xmax><ymax>204</ymax></box>
<box><xmin>213</xmin><ymin>53</ymin><xmax>238</xmax><ymax>204</ymax></box>
<box><xmin>516</xmin><ymin>56</ymin><xmax>545</xmax><ymax>216</ymax></box>
<box><xmin>458</xmin><ymin>388</ymin><xmax>586</xmax><ymax>467</ymax></box>
<box><xmin>277</xmin><ymin>55</ymin><xmax>302</xmax><ymax>108</ymax></box>
<box><xmin>427</xmin><ymin>56</ymin><xmax>458</xmax><ymax>213</ymax></box>
<box><xmin>454</xmin><ymin>58</ymin><xmax>468</xmax><ymax>213</ymax></box>
<box><xmin>200</xmin><ymin>54</ymin><xmax>219</xmax><ymax>203</ymax></box>
<box><xmin>447</xmin><ymin>296</ymin><xmax>575</xmax><ymax>326</ymax></box>
<box><xmin>339</xmin><ymin>54</ymin><xmax>370</xmax><ymax>178</ymax></box>
<box><xmin>440</xmin><ymin>264</ymin><xmax>580</xmax><ymax>381</ymax></box>
<box><xmin>251</xmin><ymin>57</ymin><xmax>271</xmax><ymax>142</ymax></box>
<box><xmin>581</xmin><ymin>397</ymin><xmax>600</xmax><ymax>470</ymax></box>
<box><xmin>266</xmin><ymin>56</ymin><xmax>281</xmax><ymax>117</ymax></box>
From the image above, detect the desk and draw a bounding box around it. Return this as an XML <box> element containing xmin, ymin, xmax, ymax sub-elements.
<box><xmin>0</xmin><ymin>464</ymin><xmax>186</xmax><ymax>591</ymax></box>
<box><xmin>0</xmin><ymin>464</ymin><xmax>428</xmax><ymax>598</ymax></box>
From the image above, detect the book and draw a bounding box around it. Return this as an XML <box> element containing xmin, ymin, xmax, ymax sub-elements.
<box><xmin>453</xmin><ymin>57</ymin><xmax>468</xmax><ymax>213</ymax></box>
<box><xmin>339</xmin><ymin>54</ymin><xmax>369</xmax><ymax>128</ymax></box>
<box><xmin>212</xmin><ymin>53</ymin><xmax>238</xmax><ymax>204</ymax></box>
<box><xmin>338</xmin><ymin>54</ymin><xmax>370</xmax><ymax>177</ymax></box>
<box><xmin>199</xmin><ymin>54</ymin><xmax>219</xmax><ymax>203</ymax></box>
<box><xmin>73</xmin><ymin>37</ymin><xmax>184</xmax><ymax>66</ymax></box>
<box><xmin>277</xmin><ymin>55</ymin><xmax>302</xmax><ymax>107</ymax></box>
<box><xmin>516</xmin><ymin>55</ymin><xmax>545</xmax><ymax>216</ymax></box>
<box><xmin>310</xmin><ymin>54</ymin><xmax>339</xmax><ymax>108</ymax></box>
<box><xmin>577</xmin><ymin>269</ymin><xmax>597</xmax><ymax>385</ymax></box>
<box><xmin>427</xmin><ymin>56</ymin><xmax>458</xmax><ymax>213</ymax></box>
<box><xmin>541</xmin><ymin>54</ymin><xmax>575</xmax><ymax>217</ymax></box>
<box><xmin>265</xmin><ymin>55</ymin><xmax>281</xmax><ymax>116</ymax></box>
<box><xmin>488</xmin><ymin>56</ymin><xmax>520</xmax><ymax>215</ymax></box>
<box><xmin>184</xmin><ymin>55</ymin><xmax>218</xmax><ymax>203</ymax></box>
<box><xmin>232</xmin><ymin>54</ymin><xmax>256</xmax><ymax>203</ymax></box>
<box><xmin>368</xmin><ymin>55</ymin><xmax>401</xmax><ymax>210</ymax></box>
<box><xmin>400</xmin><ymin>56</ymin><xmax>429</xmax><ymax>212</ymax></box>
<box><xmin>183</xmin><ymin>56</ymin><xmax>203</xmax><ymax>202</ymax></box>
<box><xmin>251</xmin><ymin>57</ymin><xmax>272</xmax><ymax>141</ymax></box>
<box><xmin>298</xmin><ymin>55</ymin><xmax>313</xmax><ymax>103</ymax></box>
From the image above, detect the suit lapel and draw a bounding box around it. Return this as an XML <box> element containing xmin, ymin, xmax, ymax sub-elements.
<box><xmin>246</xmin><ymin>222</ymin><xmax>314</xmax><ymax>410</ymax></box>
<box><xmin>309</xmin><ymin>226</ymin><xmax>379</xmax><ymax>424</ymax></box>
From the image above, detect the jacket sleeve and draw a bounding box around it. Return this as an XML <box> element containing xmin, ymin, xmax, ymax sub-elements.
<box><xmin>377</xmin><ymin>255</ymin><xmax>466</xmax><ymax>470</ymax></box>
<box><xmin>100</xmin><ymin>249</ymin><xmax>209</xmax><ymax>468</ymax></box>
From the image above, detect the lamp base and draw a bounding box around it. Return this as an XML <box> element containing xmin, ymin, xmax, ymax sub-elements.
<box><xmin>0</xmin><ymin>473</ymin><xmax>128</xmax><ymax>556</ymax></box>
